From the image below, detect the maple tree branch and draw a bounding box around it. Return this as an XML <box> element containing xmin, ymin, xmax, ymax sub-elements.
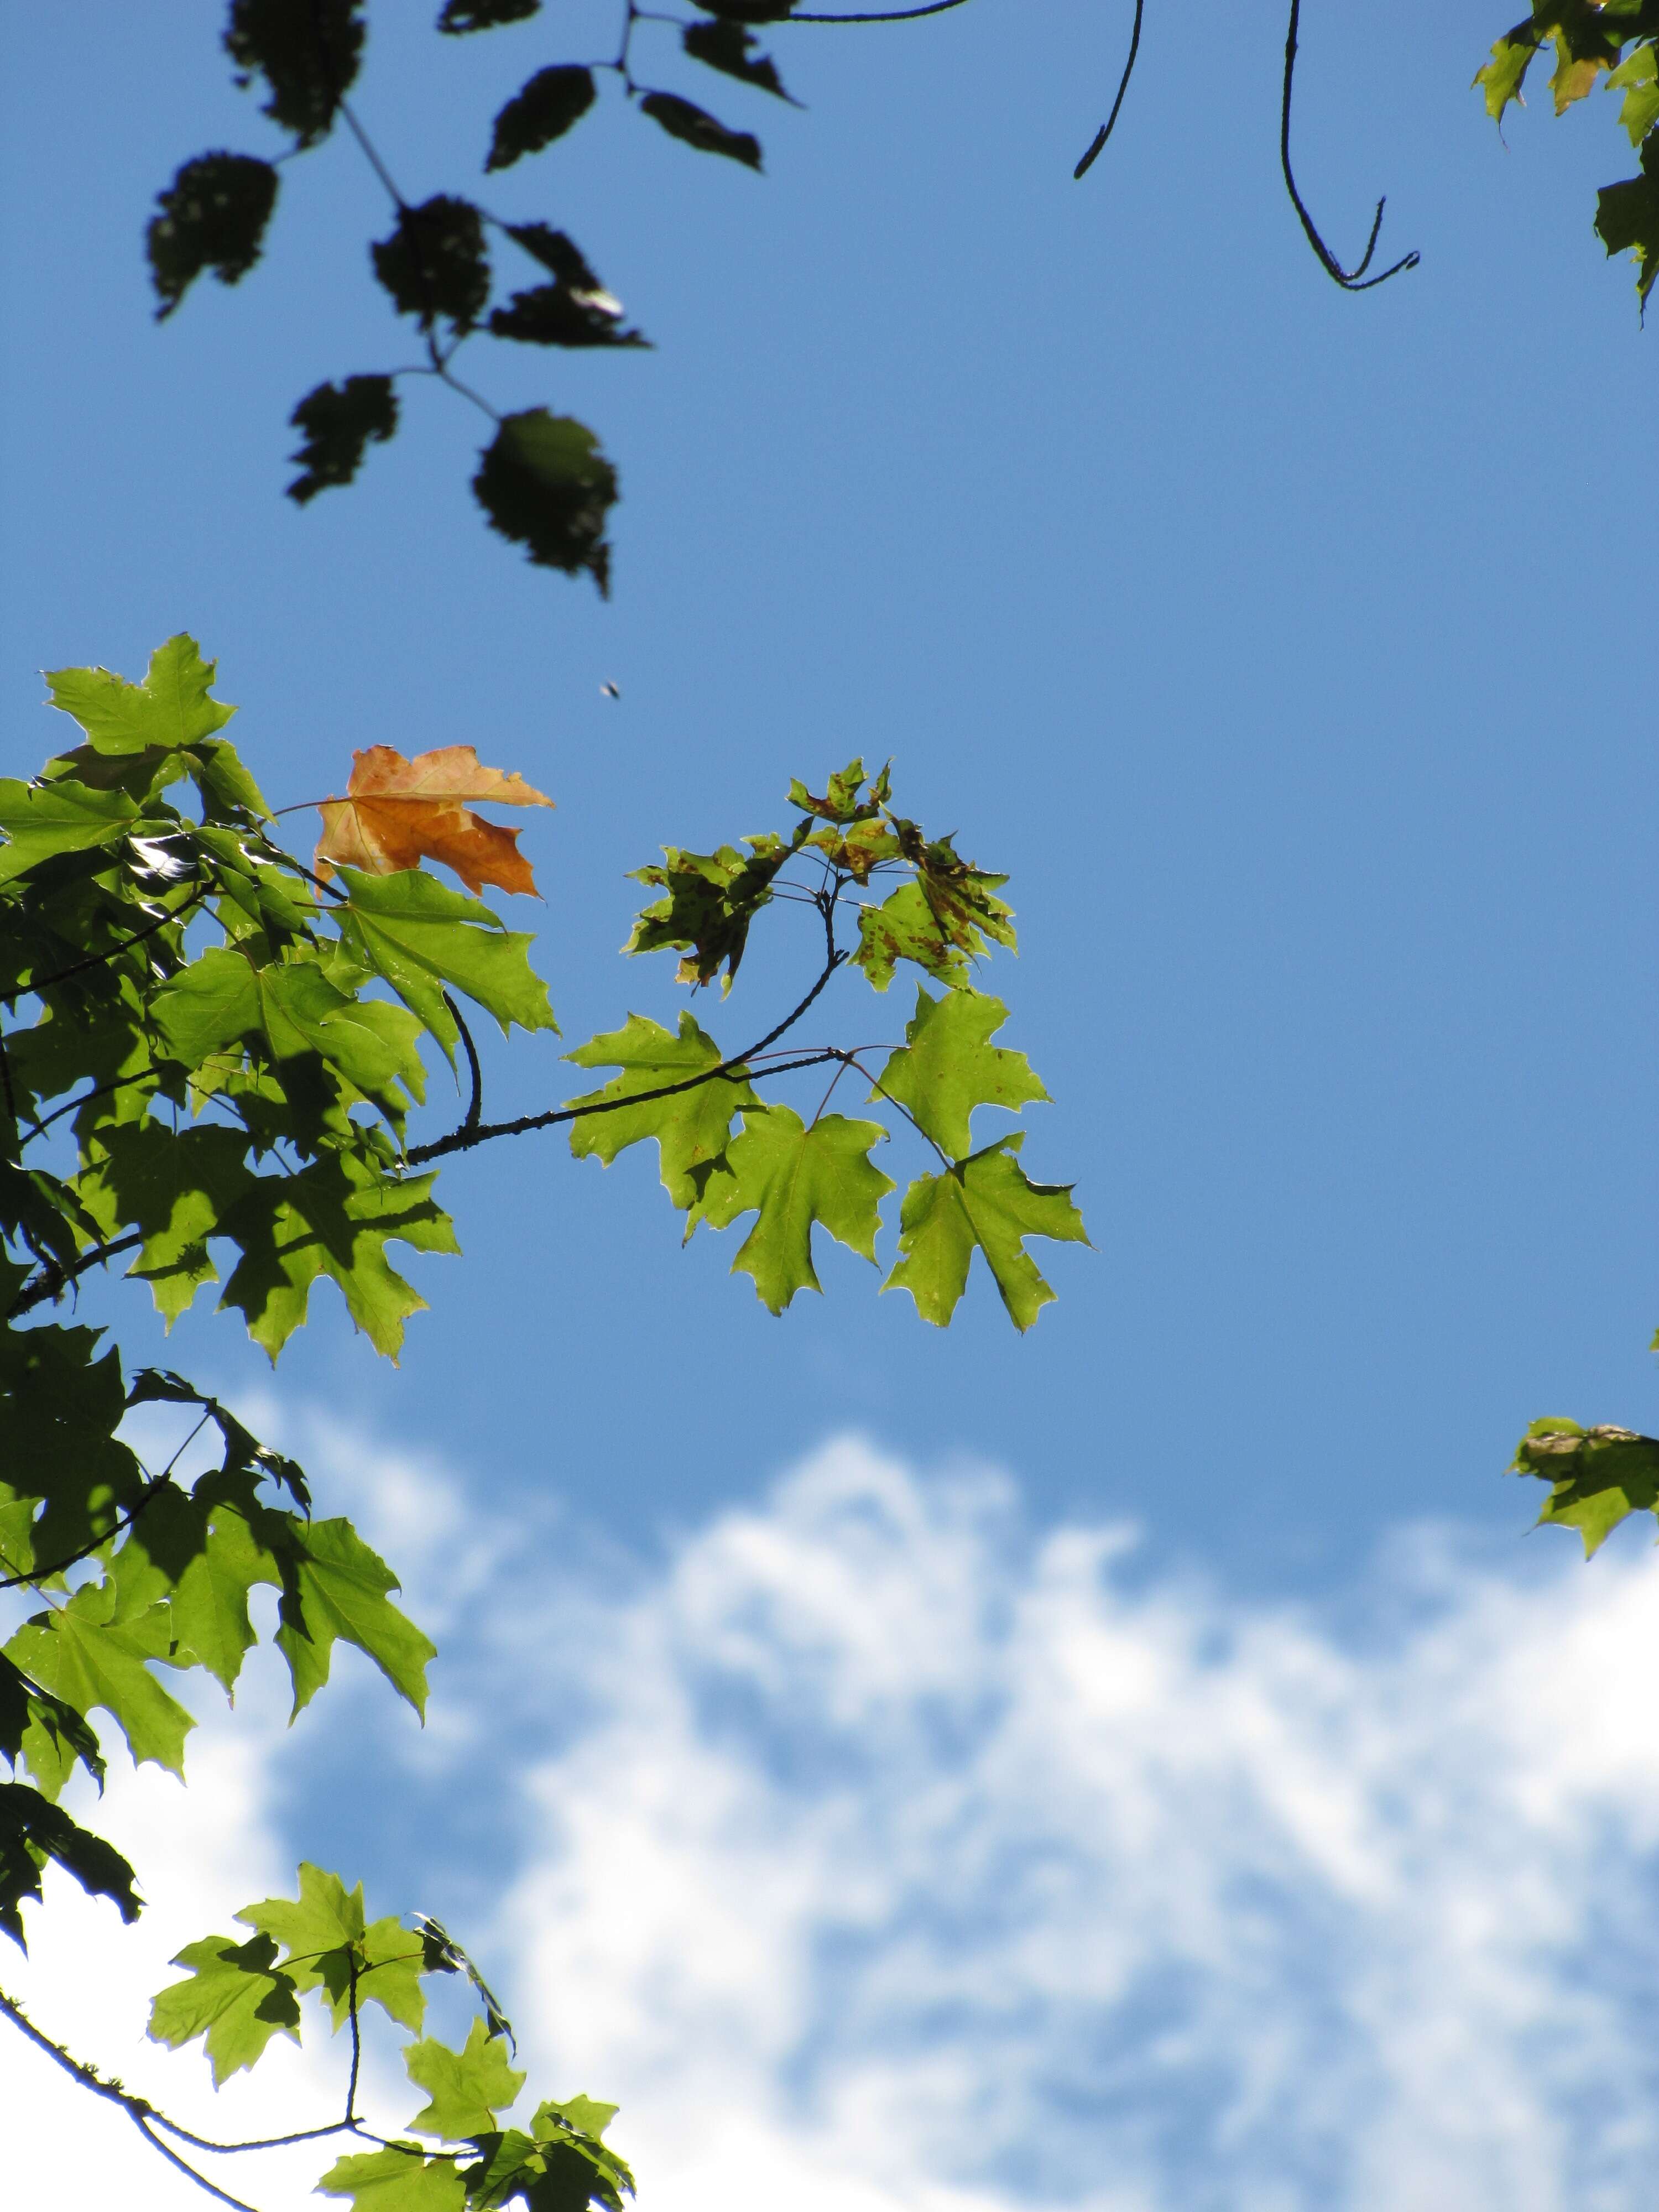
<box><xmin>406</xmin><ymin>947</ymin><xmax>848</xmax><ymax>1164</ymax></box>
<box><xmin>444</xmin><ymin>992</ymin><xmax>484</xmax><ymax>1138</ymax></box>
<box><xmin>7</xmin><ymin>1232</ymin><xmax>144</xmax><ymax>1319</ymax></box>
<box><xmin>1073</xmin><ymin>0</ymin><xmax>1145</xmax><ymax>179</ymax></box>
<box><xmin>1280</xmin><ymin>0</ymin><xmax>1418</xmax><ymax>290</ymax></box>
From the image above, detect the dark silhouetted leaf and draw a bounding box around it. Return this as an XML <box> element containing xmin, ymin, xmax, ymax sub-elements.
<box><xmin>372</xmin><ymin>197</ymin><xmax>491</xmax><ymax>332</ymax></box>
<box><xmin>287</xmin><ymin>376</ymin><xmax>399</xmax><ymax>505</ymax></box>
<box><xmin>472</xmin><ymin>410</ymin><xmax>618</xmax><ymax>592</ymax></box>
<box><xmin>0</xmin><ymin>1783</ymin><xmax>142</xmax><ymax>1945</ymax></box>
<box><xmin>225</xmin><ymin>0</ymin><xmax>364</xmax><ymax>146</ymax></box>
<box><xmin>147</xmin><ymin>153</ymin><xmax>280</xmax><ymax>320</ymax></box>
<box><xmin>503</xmin><ymin>223</ymin><xmax>602</xmax><ymax>290</ymax></box>
<box><xmin>486</xmin><ymin>66</ymin><xmax>596</xmax><ymax>171</ymax></box>
<box><xmin>701</xmin><ymin>1</ymin><xmax>798</xmax><ymax>20</ymax></box>
<box><xmin>1597</xmin><ymin>135</ymin><xmax>1659</xmax><ymax>309</ymax></box>
<box><xmin>438</xmin><ymin>0</ymin><xmax>540</xmax><ymax>29</ymax></box>
<box><xmin>639</xmin><ymin>92</ymin><xmax>763</xmax><ymax>170</ymax></box>
<box><xmin>683</xmin><ymin>20</ymin><xmax>799</xmax><ymax>103</ymax></box>
<box><xmin>489</xmin><ymin>285</ymin><xmax>648</xmax><ymax>348</ymax></box>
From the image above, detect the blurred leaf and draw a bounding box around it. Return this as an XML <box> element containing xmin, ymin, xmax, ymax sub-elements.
<box><xmin>438</xmin><ymin>0</ymin><xmax>540</xmax><ymax>28</ymax></box>
<box><xmin>639</xmin><ymin>92</ymin><xmax>762</xmax><ymax>170</ymax></box>
<box><xmin>315</xmin><ymin>748</ymin><xmax>555</xmax><ymax>898</ymax></box>
<box><xmin>147</xmin><ymin>153</ymin><xmax>279</xmax><ymax>319</ymax></box>
<box><xmin>489</xmin><ymin>285</ymin><xmax>648</xmax><ymax>348</ymax></box>
<box><xmin>683</xmin><ymin>19</ymin><xmax>799</xmax><ymax>102</ymax></box>
<box><xmin>473</xmin><ymin>410</ymin><xmax>618</xmax><ymax>592</ymax></box>
<box><xmin>486</xmin><ymin>66</ymin><xmax>596</xmax><ymax>171</ymax></box>
<box><xmin>502</xmin><ymin>224</ymin><xmax>605</xmax><ymax>289</ymax></box>
<box><xmin>288</xmin><ymin>375</ymin><xmax>399</xmax><ymax>504</ymax></box>
<box><xmin>1597</xmin><ymin>133</ymin><xmax>1659</xmax><ymax>306</ymax></box>
<box><xmin>372</xmin><ymin>197</ymin><xmax>491</xmax><ymax>332</ymax></box>
<box><xmin>225</xmin><ymin>0</ymin><xmax>365</xmax><ymax>145</ymax></box>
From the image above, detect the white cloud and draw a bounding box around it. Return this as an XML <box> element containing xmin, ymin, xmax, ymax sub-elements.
<box><xmin>12</xmin><ymin>1433</ymin><xmax>1659</xmax><ymax>2211</ymax></box>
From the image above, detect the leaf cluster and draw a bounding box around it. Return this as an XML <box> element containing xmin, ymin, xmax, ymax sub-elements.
<box><xmin>145</xmin><ymin>1862</ymin><xmax>634</xmax><ymax>2212</ymax></box>
<box><xmin>1477</xmin><ymin>1</ymin><xmax>1659</xmax><ymax>307</ymax></box>
<box><xmin>146</xmin><ymin>1</ymin><xmax>819</xmax><ymax>585</ymax></box>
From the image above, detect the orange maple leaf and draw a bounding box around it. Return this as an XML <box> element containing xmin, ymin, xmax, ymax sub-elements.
<box><xmin>314</xmin><ymin>745</ymin><xmax>555</xmax><ymax>897</ymax></box>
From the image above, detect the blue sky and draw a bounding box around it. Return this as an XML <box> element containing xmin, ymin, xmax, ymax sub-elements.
<box><xmin>3</xmin><ymin>5</ymin><xmax>1658</xmax><ymax>2206</ymax></box>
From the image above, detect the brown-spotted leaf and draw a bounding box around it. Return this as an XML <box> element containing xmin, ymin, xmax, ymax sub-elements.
<box><xmin>315</xmin><ymin>746</ymin><xmax>554</xmax><ymax>897</ymax></box>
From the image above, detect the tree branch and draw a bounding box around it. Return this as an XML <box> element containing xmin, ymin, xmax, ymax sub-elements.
<box><xmin>1</xmin><ymin>888</ymin><xmax>208</xmax><ymax>1007</ymax></box>
<box><xmin>7</xmin><ymin>1232</ymin><xmax>144</xmax><ymax>1319</ymax></box>
<box><xmin>1073</xmin><ymin>0</ymin><xmax>1144</xmax><ymax>179</ymax></box>
<box><xmin>1280</xmin><ymin>0</ymin><xmax>1418</xmax><ymax>291</ymax></box>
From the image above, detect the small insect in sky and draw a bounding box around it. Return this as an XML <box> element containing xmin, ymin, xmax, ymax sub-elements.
<box><xmin>600</xmin><ymin>681</ymin><xmax>620</xmax><ymax>700</ymax></box>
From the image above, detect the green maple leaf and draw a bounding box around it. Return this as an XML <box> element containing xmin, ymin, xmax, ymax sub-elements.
<box><xmin>239</xmin><ymin>1861</ymin><xmax>429</xmax><ymax>2030</ymax></box>
<box><xmin>563</xmin><ymin>1013</ymin><xmax>755</xmax><ymax>1208</ymax></box>
<box><xmin>0</xmin><ymin>778</ymin><xmax>139</xmax><ymax>885</ymax></box>
<box><xmin>5</xmin><ymin>1582</ymin><xmax>194</xmax><ymax>1773</ymax></box>
<box><xmin>147</xmin><ymin>1931</ymin><xmax>301</xmax><ymax>2083</ymax></box>
<box><xmin>1511</xmin><ymin>1417</ymin><xmax>1659</xmax><ymax>1554</ymax></box>
<box><xmin>625</xmin><ymin>831</ymin><xmax>802</xmax><ymax>988</ymax></box>
<box><xmin>117</xmin><ymin>1479</ymin><xmax>272</xmax><ymax>1693</ymax></box>
<box><xmin>1</xmin><ymin>1323</ymin><xmax>148</xmax><ymax>1566</ymax></box>
<box><xmin>885</xmin><ymin>1133</ymin><xmax>1088</xmax><ymax>1331</ymax></box>
<box><xmin>217</xmin><ymin>1151</ymin><xmax>459</xmax><ymax>1360</ymax></box>
<box><xmin>319</xmin><ymin>2145</ymin><xmax>466</xmax><ymax>2212</ymax></box>
<box><xmin>268</xmin><ymin>1519</ymin><xmax>435</xmax><ymax>1715</ymax></box>
<box><xmin>44</xmin><ymin>635</ymin><xmax>235</xmax><ymax>758</ymax></box>
<box><xmin>466</xmin><ymin>2103</ymin><xmax>634</xmax><ymax>2212</ymax></box>
<box><xmin>0</xmin><ymin>1652</ymin><xmax>104</xmax><ymax>1799</ymax></box>
<box><xmin>153</xmin><ymin>946</ymin><xmax>426</xmax><ymax>1120</ymax></box>
<box><xmin>76</xmin><ymin>1121</ymin><xmax>258</xmax><ymax>1325</ymax></box>
<box><xmin>698</xmin><ymin>1107</ymin><xmax>893</xmax><ymax>1313</ymax></box>
<box><xmin>1609</xmin><ymin>40</ymin><xmax>1659</xmax><ymax>143</ymax></box>
<box><xmin>336</xmin><ymin>867</ymin><xmax>557</xmax><ymax>1057</ymax></box>
<box><xmin>406</xmin><ymin>2017</ymin><xmax>526</xmax><ymax>2139</ymax></box>
<box><xmin>874</xmin><ymin>987</ymin><xmax>1048</xmax><ymax>1160</ymax></box>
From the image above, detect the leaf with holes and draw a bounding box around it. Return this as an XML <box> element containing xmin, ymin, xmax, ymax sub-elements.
<box><xmin>147</xmin><ymin>154</ymin><xmax>279</xmax><ymax>319</ymax></box>
<box><xmin>372</xmin><ymin>197</ymin><xmax>491</xmax><ymax>332</ymax></box>
<box><xmin>225</xmin><ymin>0</ymin><xmax>365</xmax><ymax>145</ymax></box>
<box><xmin>288</xmin><ymin>376</ymin><xmax>399</xmax><ymax>504</ymax></box>
<box><xmin>473</xmin><ymin>411</ymin><xmax>618</xmax><ymax>592</ymax></box>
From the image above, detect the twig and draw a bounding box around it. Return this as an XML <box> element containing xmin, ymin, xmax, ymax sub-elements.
<box><xmin>406</xmin><ymin>950</ymin><xmax>847</xmax><ymax>1165</ymax></box>
<box><xmin>1280</xmin><ymin>0</ymin><xmax>1418</xmax><ymax>291</ymax></box>
<box><xmin>793</xmin><ymin>0</ymin><xmax>975</xmax><ymax>18</ymax></box>
<box><xmin>443</xmin><ymin>993</ymin><xmax>483</xmax><ymax>1137</ymax></box>
<box><xmin>7</xmin><ymin>1232</ymin><xmax>144</xmax><ymax>1319</ymax></box>
<box><xmin>1073</xmin><ymin>0</ymin><xmax>1144</xmax><ymax>179</ymax></box>
<box><xmin>1</xmin><ymin>888</ymin><xmax>207</xmax><ymax>1006</ymax></box>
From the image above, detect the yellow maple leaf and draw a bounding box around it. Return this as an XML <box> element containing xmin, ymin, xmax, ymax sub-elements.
<box><xmin>314</xmin><ymin>745</ymin><xmax>555</xmax><ymax>896</ymax></box>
